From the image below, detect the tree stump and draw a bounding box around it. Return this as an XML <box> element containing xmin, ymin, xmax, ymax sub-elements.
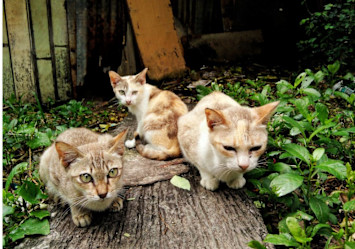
<box><xmin>16</xmin><ymin>114</ymin><xmax>273</xmax><ymax>249</ymax></box>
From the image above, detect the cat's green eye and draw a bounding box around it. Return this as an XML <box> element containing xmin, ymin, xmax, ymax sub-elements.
<box><xmin>119</xmin><ymin>90</ymin><xmax>125</xmax><ymax>95</ymax></box>
<box><xmin>250</xmin><ymin>146</ymin><xmax>262</xmax><ymax>152</ymax></box>
<box><xmin>223</xmin><ymin>146</ymin><xmax>236</xmax><ymax>152</ymax></box>
<box><xmin>131</xmin><ymin>91</ymin><xmax>138</xmax><ymax>95</ymax></box>
<box><xmin>108</xmin><ymin>168</ymin><xmax>119</xmax><ymax>178</ymax></box>
<box><xmin>80</xmin><ymin>173</ymin><xmax>93</xmax><ymax>183</ymax></box>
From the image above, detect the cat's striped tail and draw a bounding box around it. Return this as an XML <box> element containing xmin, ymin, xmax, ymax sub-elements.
<box><xmin>136</xmin><ymin>142</ymin><xmax>181</xmax><ymax>160</ymax></box>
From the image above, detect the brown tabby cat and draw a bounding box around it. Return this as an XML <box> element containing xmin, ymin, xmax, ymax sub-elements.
<box><xmin>39</xmin><ymin>128</ymin><xmax>127</xmax><ymax>227</ymax></box>
<box><xmin>178</xmin><ymin>92</ymin><xmax>279</xmax><ymax>191</ymax></box>
<box><xmin>109</xmin><ymin>68</ymin><xmax>188</xmax><ymax>160</ymax></box>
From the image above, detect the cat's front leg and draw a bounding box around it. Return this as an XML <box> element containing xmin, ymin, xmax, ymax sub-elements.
<box><xmin>227</xmin><ymin>174</ymin><xmax>246</xmax><ymax>189</ymax></box>
<box><xmin>109</xmin><ymin>197</ymin><xmax>124</xmax><ymax>212</ymax></box>
<box><xmin>125</xmin><ymin>131</ymin><xmax>139</xmax><ymax>148</ymax></box>
<box><xmin>199</xmin><ymin>169</ymin><xmax>220</xmax><ymax>191</ymax></box>
<box><xmin>71</xmin><ymin>206</ymin><xmax>92</xmax><ymax>227</ymax></box>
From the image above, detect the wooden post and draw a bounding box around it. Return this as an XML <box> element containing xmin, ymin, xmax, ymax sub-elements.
<box><xmin>126</xmin><ymin>0</ymin><xmax>186</xmax><ymax>81</ymax></box>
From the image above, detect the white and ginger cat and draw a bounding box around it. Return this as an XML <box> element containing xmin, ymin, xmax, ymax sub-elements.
<box><xmin>39</xmin><ymin>128</ymin><xmax>127</xmax><ymax>227</ymax></box>
<box><xmin>178</xmin><ymin>92</ymin><xmax>279</xmax><ymax>191</ymax></box>
<box><xmin>109</xmin><ymin>68</ymin><xmax>188</xmax><ymax>160</ymax></box>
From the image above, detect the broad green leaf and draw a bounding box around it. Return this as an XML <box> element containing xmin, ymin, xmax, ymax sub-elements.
<box><xmin>268</xmin><ymin>162</ymin><xmax>292</xmax><ymax>173</ymax></box>
<box><xmin>282</xmin><ymin>144</ymin><xmax>310</xmax><ymax>165</ymax></box>
<box><xmin>286</xmin><ymin>217</ymin><xmax>312</xmax><ymax>243</ymax></box>
<box><xmin>247</xmin><ymin>240</ymin><xmax>267</xmax><ymax>249</ymax></box>
<box><xmin>310</xmin><ymin>224</ymin><xmax>332</xmax><ymax>238</ymax></box>
<box><xmin>345</xmin><ymin>241</ymin><xmax>355</xmax><ymax>249</ymax></box>
<box><xmin>27</xmin><ymin>132</ymin><xmax>51</xmax><ymax>149</ymax></box>
<box><xmin>313</xmin><ymin>70</ymin><xmax>325</xmax><ymax>83</ymax></box>
<box><xmin>292</xmin><ymin>98</ymin><xmax>310</xmax><ymax>121</ymax></box>
<box><xmin>312</xmin><ymin>148</ymin><xmax>325</xmax><ymax>161</ymax></box>
<box><xmin>302</xmin><ymin>88</ymin><xmax>321</xmax><ymax>98</ymax></box>
<box><xmin>29</xmin><ymin>210</ymin><xmax>50</xmax><ymax>220</ymax></box>
<box><xmin>343</xmin><ymin>200</ymin><xmax>355</xmax><ymax>212</ymax></box>
<box><xmin>16</xmin><ymin>181</ymin><xmax>47</xmax><ymax>204</ymax></box>
<box><xmin>309</xmin><ymin>196</ymin><xmax>330</xmax><ymax>223</ymax></box>
<box><xmin>294</xmin><ymin>72</ymin><xmax>306</xmax><ymax>88</ymax></box>
<box><xmin>315</xmin><ymin>103</ymin><xmax>328</xmax><ymax>124</ymax></box>
<box><xmin>170</xmin><ymin>175</ymin><xmax>190</xmax><ymax>191</ymax></box>
<box><xmin>300</xmin><ymin>76</ymin><xmax>314</xmax><ymax>89</ymax></box>
<box><xmin>5</xmin><ymin>162</ymin><xmax>28</xmax><ymax>192</ymax></box>
<box><xmin>294</xmin><ymin>210</ymin><xmax>314</xmax><ymax>221</ymax></box>
<box><xmin>316</xmin><ymin>160</ymin><xmax>347</xmax><ymax>180</ymax></box>
<box><xmin>276</xmin><ymin>80</ymin><xmax>293</xmax><ymax>94</ymax></box>
<box><xmin>264</xmin><ymin>233</ymin><xmax>300</xmax><ymax>247</ymax></box>
<box><xmin>270</xmin><ymin>173</ymin><xmax>304</xmax><ymax>197</ymax></box>
<box><xmin>308</xmin><ymin>123</ymin><xmax>336</xmax><ymax>142</ymax></box>
<box><xmin>9</xmin><ymin>218</ymin><xmax>50</xmax><ymax>242</ymax></box>
<box><xmin>327</xmin><ymin>61</ymin><xmax>340</xmax><ymax>75</ymax></box>
<box><xmin>16</xmin><ymin>126</ymin><xmax>35</xmax><ymax>134</ymax></box>
<box><xmin>283</xmin><ymin>116</ymin><xmax>305</xmax><ymax>134</ymax></box>
<box><xmin>3</xmin><ymin>205</ymin><xmax>15</xmax><ymax>218</ymax></box>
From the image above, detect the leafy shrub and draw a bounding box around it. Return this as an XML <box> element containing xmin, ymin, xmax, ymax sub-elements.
<box><xmin>298</xmin><ymin>0</ymin><xmax>355</xmax><ymax>67</ymax></box>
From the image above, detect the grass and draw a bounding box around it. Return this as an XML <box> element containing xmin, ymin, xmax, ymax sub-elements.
<box><xmin>2</xmin><ymin>61</ymin><xmax>355</xmax><ymax>248</ymax></box>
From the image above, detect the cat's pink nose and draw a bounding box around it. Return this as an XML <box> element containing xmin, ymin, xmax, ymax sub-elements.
<box><xmin>239</xmin><ymin>165</ymin><xmax>249</xmax><ymax>171</ymax></box>
<box><xmin>126</xmin><ymin>100</ymin><xmax>131</xmax><ymax>105</ymax></box>
<box><xmin>98</xmin><ymin>193</ymin><xmax>107</xmax><ymax>199</ymax></box>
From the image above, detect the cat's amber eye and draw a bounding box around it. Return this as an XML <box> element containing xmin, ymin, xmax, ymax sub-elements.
<box><xmin>108</xmin><ymin>168</ymin><xmax>119</xmax><ymax>178</ymax></box>
<box><xmin>80</xmin><ymin>173</ymin><xmax>93</xmax><ymax>183</ymax></box>
<box><xmin>131</xmin><ymin>91</ymin><xmax>138</xmax><ymax>95</ymax></box>
<box><xmin>119</xmin><ymin>90</ymin><xmax>125</xmax><ymax>95</ymax></box>
<box><xmin>250</xmin><ymin>146</ymin><xmax>262</xmax><ymax>152</ymax></box>
<box><xmin>223</xmin><ymin>146</ymin><xmax>236</xmax><ymax>152</ymax></box>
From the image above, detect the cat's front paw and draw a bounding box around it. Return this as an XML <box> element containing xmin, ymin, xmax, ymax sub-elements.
<box><xmin>125</xmin><ymin>139</ymin><xmax>136</xmax><ymax>149</ymax></box>
<box><xmin>200</xmin><ymin>177</ymin><xmax>219</xmax><ymax>191</ymax></box>
<box><xmin>227</xmin><ymin>176</ymin><xmax>246</xmax><ymax>189</ymax></box>
<box><xmin>72</xmin><ymin>211</ymin><xmax>92</xmax><ymax>227</ymax></box>
<box><xmin>109</xmin><ymin>197</ymin><xmax>124</xmax><ymax>212</ymax></box>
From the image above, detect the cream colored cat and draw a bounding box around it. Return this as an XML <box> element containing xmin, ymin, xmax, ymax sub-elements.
<box><xmin>39</xmin><ymin>128</ymin><xmax>127</xmax><ymax>227</ymax></box>
<box><xmin>178</xmin><ymin>92</ymin><xmax>279</xmax><ymax>191</ymax></box>
<box><xmin>109</xmin><ymin>68</ymin><xmax>188</xmax><ymax>160</ymax></box>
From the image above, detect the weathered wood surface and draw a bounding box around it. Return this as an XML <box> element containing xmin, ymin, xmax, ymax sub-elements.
<box><xmin>5</xmin><ymin>0</ymin><xmax>36</xmax><ymax>102</ymax></box>
<box><xmin>17</xmin><ymin>114</ymin><xmax>272</xmax><ymax>249</ymax></box>
<box><xmin>30</xmin><ymin>0</ymin><xmax>56</xmax><ymax>101</ymax></box>
<box><xmin>126</xmin><ymin>0</ymin><xmax>186</xmax><ymax>81</ymax></box>
<box><xmin>2</xmin><ymin>9</ymin><xmax>15</xmax><ymax>100</ymax></box>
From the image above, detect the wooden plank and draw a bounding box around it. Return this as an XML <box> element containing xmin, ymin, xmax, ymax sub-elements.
<box><xmin>3</xmin><ymin>8</ymin><xmax>15</xmax><ymax>99</ymax></box>
<box><xmin>66</xmin><ymin>0</ymin><xmax>77</xmax><ymax>97</ymax></box>
<box><xmin>55</xmin><ymin>47</ymin><xmax>72</xmax><ymax>100</ymax></box>
<box><xmin>30</xmin><ymin>0</ymin><xmax>51</xmax><ymax>58</ymax></box>
<box><xmin>126</xmin><ymin>0</ymin><xmax>186</xmax><ymax>81</ymax></box>
<box><xmin>117</xmin><ymin>22</ymin><xmax>137</xmax><ymax>76</ymax></box>
<box><xmin>37</xmin><ymin>60</ymin><xmax>56</xmax><ymax>101</ymax></box>
<box><xmin>5</xmin><ymin>0</ymin><xmax>36</xmax><ymax>102</ymax></box>
<box><xmin>75</xmin><ymin>0</ymin><xmax>88</xmax><ymax>87</ymax></box>
<box><xmin>51</xmin><ymin>0</ymin><xmax>68</xmax><ymax>46</ymax></box>
<box><xmin>3</xmin><ymin>48</ymin><xmax>15</xmax><ymax>99</ymax></box>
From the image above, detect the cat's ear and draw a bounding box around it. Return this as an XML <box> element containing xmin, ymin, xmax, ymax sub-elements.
<box><xmin>205</xmin><ymin>108</ymin><xmax>227</xmax><ymax>130</ymax></box>
<box><xmin>55</xmin><ymin>142</ymin><xmax>84</xmax><ymax>168</ymax></box>
<box><xmin>135</xmin><ymin>68</ymin><xmax>148</xmax><ymax>85</ymax></box>
<box><xmin>109</xmin><ymin>71</ymin><xmax>122</xmax><ymax>88</ymax></box>
<box><xmin>109</xmin><ymin>129</ymin><xmax>128</xmax><ymax>156</ymax></box>
<box><xmin>254</xmin><ymin>101</ymin><xmax>280</xmax><ymax>125</ymax></box>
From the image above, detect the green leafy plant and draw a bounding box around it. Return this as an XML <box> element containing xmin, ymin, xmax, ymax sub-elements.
<box><xmin>298</xmin><ymin>0</ymin><xmax>355</xmax><ymax>67</ymax></box>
